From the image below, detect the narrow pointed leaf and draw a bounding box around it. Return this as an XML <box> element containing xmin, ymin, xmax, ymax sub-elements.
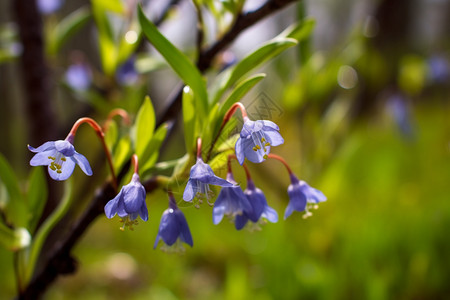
<box><xmin>27</xmin><ymin>168</ymin><xmax>48</xmax><ymax>233</ymax></box>
<box><xmin>48</xmin><ymin>6</ymin><xmax>91</xmax><ymax>55</ymax></box>
<box><xmin>138</xmin><ymin>5</ymin><xmax>208</xmax><ymax>117</ymax></box>
<box><xmin>219</xmin><ymin>73</ymin><xmax>266</xmax><ymax>116</ymax></box>
<box><xmin>134</xmin><ymin>96</ymin><xmax>155</xmax><ymax>161</ymax></box>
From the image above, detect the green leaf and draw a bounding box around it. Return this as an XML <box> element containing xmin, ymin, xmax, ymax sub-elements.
<box><xmin>104</xmin><ymin>119</ymin><xmax>119</xmax><ymax>151</ymax></box>
<box><xmin>281</xmin><ymin>18</ymin><xmax>316</xmax><ymax>41</ymax></box>
<box><xmin>209</xmin><ymin>149</ymin><xmax>234</xmax><ymax>174</ymax></box>
<box><xmin>47</xmin><ymin>6</ymin><xmax>91</xmax><ymax>55</ymax></box>
<box><xmin>138</xmin><ymin>5</ymin><xmax>208</xmax><ymax>116</ymax></box>
<box><xmin>113</xmin><ymin>136</ymin><xmax>132</xmax><ymax>174</ymax></box>
<box><xmin>140</xmin><ymin>122</ymin><xmax>170</xmax><ymax>175</ymax></box>
<box><xmin>24</xmin><ymin>180</ymin><xmax>72</xmax><ymax>285</ymax></box>
<box><xmin>27</xmin><ymin>168</ymin><xmax>48</xmax><ymax>233</ymax></box>
<box><xmin>133</xmin><ymin>96</ymin><xmax>156</xmax><ymax>161</ymax></box>
<box><xmin>212</xmin><ymin>38</ymin><xmax>297</xmax><ymax>104</ymax></box>
<box><xmin>92</xmin><ymin>0</ymin><xmax>122</xmax><ymax>75</ymax></box>
<box><xmin>219</xmin><ymin>73</ymin><xmax>266</xmax><ymax>116</ymax></box>
<box><xmin>182</xmin><ymin>86</ymin><xmax>197</xmax><ymax>153</ymax></box>
<box><xmin>0</xmin><ymin>153</ymin><xmax>26</xmax><ymax>227</ymax></box>
<box><xmin>0</xmin><ymin>223</ymin><xmax>30</xmax><ymax>252</ymax></box>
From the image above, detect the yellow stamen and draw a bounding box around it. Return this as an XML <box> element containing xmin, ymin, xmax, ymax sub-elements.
<box><xmin>255</xmin><ymin>145</ymin><xmax>261</xmax><ymax>150</ymax></box>
<box><xmin>253</xmin><ymin>147</ymin><xmax>258</xmax><ymax>151</ymax></box>
<box><xmin>48</xmin><ymin>156</ymin><xmax>55</xmax><ymax>160</ymax></box>
<box><xmin>61</xmin><ymin>157</ymin><xmax>66</xmax><ymax>161</ymax></box>
<box><xmin>265</xmin><ymin>142</ymin><xmax>270</xmax><ymax>147</ymax></box>
<box><xmin>263</xmin><ymin>154</ymin><xmax>268</xmax><ymax>159</ymax></box>
<box><xmin>261</xmin><ymin>137</ymin><xmax>266</xmax><ymax>143</ymax></box>
<box><xmin>56</xmin><ymin>170</ymin><xmax>62</xmax><ymax>174</ymax></box>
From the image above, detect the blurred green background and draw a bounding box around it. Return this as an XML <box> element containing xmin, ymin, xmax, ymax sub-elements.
<box><xmin>1</xmin><ymin>0</ymin><xmax>450</xmax><ymax>299</ymax></box>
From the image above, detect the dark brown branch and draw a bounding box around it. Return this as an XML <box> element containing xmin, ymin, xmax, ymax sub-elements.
<box><xmin>13</xmin><ymin>0</ymin><xmax>57</xmax><ymax>145</ymax></box>
<box><xmin>156</xmin><ymin>0</ymin><xmax>299</xmax><ymax>126</ymax></box>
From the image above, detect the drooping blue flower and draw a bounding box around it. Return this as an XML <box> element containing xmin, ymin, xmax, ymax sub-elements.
<box><xmin>427</xmin><ymin>55</ymin><xmax>449</xmax><ymax>84</ymax></box>
<box><xmin>386</xmin><ymin>94</ymin><xmax>414</xmax><ymax>138</ymax></box>
<box><xmin>28</xmin><ymin>136</ymin><xmax>92</xmax><ymax>181</ymax></box>
<box><xmin>212</xmin><ymin>174</ymin><xmax>253</xmax><ymax>225</ymax></box>
<box><xmin>116</xmin><ymin>57</ymin><xmax>139</xmax><ymax>86</ymax></box>
<box><xmin>284</xmin><ymin>174</ymin><xmax>326</xmax><ymax>219</ymax></box>
<box><xmin>235</xmin><ymin>179</ymin><xmax>278</xmax><ymax>230</ymax></box>
<box><xmin>37</xmin><ymin>0</ymin><xmax>64</xmax><ymax>15</ymax></box>
<box><xmin>154</xmin><ymin>195</ymin><xmax>193</xmax><ymax>250</ymax></box>
<box><xmin>183</xmin><ymin>158</ymin><xmax>233</xmax><ymax>203</ymax></box>
<box><xmin>104</xmin><ymin>173</ymin><xmax>148</xmax><ymax>228</ymax></box>
<box><xmin>235</xmin><ymin>117</ymin><xmax>284</xmax><ymax>165</ymax></box>
<box><xmin>65</xmin><ymin>63</ymin><xmax>92</xmax><ymax>92</ymax></box>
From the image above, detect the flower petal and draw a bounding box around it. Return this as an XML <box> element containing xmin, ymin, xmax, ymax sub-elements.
<box><xmin>235</xmin><ymin>138</ymin><xmax>245</xmax><ymax>165</ymax></box>
<box><xmin>262</xmin><ymin>206</ymin><xmax>278</xmax><ymax>223</ymax></box>
<box><xmin>160</xmin><ymin>211</ymin><xmax>180</xmax><ymax>246</ymax></box>
<box><xmin>48</xmin><ymin>158</ymin><xmax>75</xmax><ymax>181</ymax></box>
<box><xmin>234</xmin><ymin>214</ymin><xmax>248</xmax><ymax>230</ymax></box>
<box><xmin>54</xmin><ymin>140</ymin><xmax>75</xmax><ymax>156</ymax></box>
<box><xmin>183</xmin><ymin>179</ymin><xmax>195</xmax><ymax>202</ymax></box>
<box><xmin>104</xmin><ymin>191</ymin><xmax>122</xmax><ymax>218</ymax></box>
<box><xmin>262</xmin><ymin>120</ymin><xmax>280</xmax><ymax>131</ymax></box>
<box><xmin>177</xmin><ymin>211</ymin><xmax>193</xmax><ymax>247</ymax></box>
<box><xmin>198</xmin><ymin>175</ymin><xmax>233</xmax><ymax>187</ymax></box>
<box><xmin>29</xmin><ymin>149</ymin><xmax>56</xmax><ymax>166</ymax></box>
<box><xmin>212</xmin><ymin>205</ymin><xmax>226</xmax><ymax>224</ymax></box>
<box><xmin>139</xmin><ymin>200</ymin><xmax>149</xmax><ymax>222</ymax></box>
<box><xmin>123</xmin><ymin>184</ymin><xmax>145</xmax><ymax>213</ymax></box>
<box><xmin>28</xmin><ymin>141</ymin><xmax>55</xmax><ymax>153</ymax></box>
<box><xmin>264</xmin><ymin>130</ymin><xmax>284</xmax><ymax>147</ymax></box>
<box><xmin>242</xmin><ymin>139</ymin><xmax>265</xmax><ymax>163</ymax></box>
<box><xmin>153</xmin><ymin>234</ymin><xmax>162</xmax><ymax>249</ymax></box>
<box><xmin>72</xmin><ymin>152</ymin><xmax>93</xmax><ymax>176</ymax></box>
<box><xmin>284</xmin><ymin>202</ymin><xmax>295</xmax><ymax>219</ymax></box>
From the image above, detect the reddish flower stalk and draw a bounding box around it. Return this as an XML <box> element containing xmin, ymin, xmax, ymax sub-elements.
<box><xmin>69</xmin><ymin>117</ymin><xmax>117</xmax><ymax>190</ymax></box>
<box><xmin>206</xmin><ymin>102</ymin><xmax>248</xmax><ymax>161</ymax></box>
<box><xmin>267</xmin><ymin>153</ymin><xmax>293</xmax><ymax>175</ymax></box>
<box><xmin>103</xmin><ymin>108</ymin><xmax>131</xmax><ymax>131</ymax></box>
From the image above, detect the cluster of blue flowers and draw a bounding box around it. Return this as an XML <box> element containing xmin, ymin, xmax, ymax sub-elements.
<box><xmin>28</xmin><ymin>105</ymin><xmax>326</xmax><ymax>251</ymax></box>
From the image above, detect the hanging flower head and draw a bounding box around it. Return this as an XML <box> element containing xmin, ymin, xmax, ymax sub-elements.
<box><xmin>284</xmin><ymin>173</ymin><xmax>326</xmax><ymax>219</ymax></box>
<box><xmin>183</xmin><ymin>157</ymin><xmax>233</xmax><ymax>205</ymax></box>
<box><xmin>28</xmin><ymin>134</ymin><xmax>92</xmax><ymax>181</ymax></box>
<box><xmin>104</xmin><ymin>172</ymin><xmax>148</xmax><ymax>231</ymax></box>
<box><xmin>235</xmin><ymin>117</ymin><xmax>284</xmax><ymax>165</ymax></box>
<box><xmin>154</xmin><ymin>193</ymin><xmax>193</xmax><ymax>251</ymax></box>
<box><xmin>235</xmin><ymin>179</ymin><xmax>278</xmax><ymax>230</ymax></box>
<box><xmin>212</xmin><ymin>173</ymin><xmax>253</xmax><ymax>225</ymax></box>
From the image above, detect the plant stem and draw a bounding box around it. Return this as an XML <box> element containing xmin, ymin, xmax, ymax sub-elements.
<box><xmin>68</xmin><ymin>117</ymin><xmax>117</xmax><ymax>191</ymax></box>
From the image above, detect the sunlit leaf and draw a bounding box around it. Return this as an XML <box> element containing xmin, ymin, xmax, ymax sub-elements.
<box><xmin>133</xmin><ymin>96</ymin><xmax>155</xmax><ymax>161</ymax></box>
<box><xmin>140</xmin><ymin>122</ymin><xmax>171</xmax><ymax>175</ymax></box>
<box><xmin>211</xmin><ymin>38</ymin><xmax>297</xmax><ymax>104</ymax></box>
<box><xmin>219</xmin><ymin>73</ymin><xmax>266</xmax><ymax>116</ymax></box>
<box><xmin>138</xmin><ymin>5</ymin><xmax>208</xmax><ymax>117</ymax></box>
<box><xmin>104</xmin><ymin>119</ymin><xmax>119</xmax><ymax>151</ymax></box>
<box><xmin>182</xmin><ymin>86</ymin><xmax>197</xmax><ymax>154</ymax></box>
<box><xmin>113</xmin><ymin>137</ymin><xmax>132</xmax><ymax>174</ymax></box>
